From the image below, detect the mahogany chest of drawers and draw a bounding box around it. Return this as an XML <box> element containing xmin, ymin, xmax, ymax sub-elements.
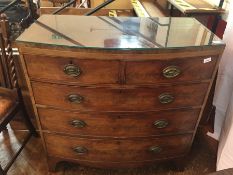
<box><xmin>16</xmin><ymin>15</ymin><xmax>225</xmax><ymax>171</ymax></box>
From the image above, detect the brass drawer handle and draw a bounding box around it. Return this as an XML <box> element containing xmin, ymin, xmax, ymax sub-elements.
<box><xmin>70</xmin><ymin>120</ymin><xmax>86</xmax><ymax>128</ymax></box>
<box><xmin>158</xmin><ymin>93</ymin><xmax>174</xmax><ymax>104</ymax></box>
<box><xmin>64</xmin><ymin>64</ymin><xmax>82</xmax><ymax>77</ymax></box>
<box><xmin>68</xmin><ymin>94</ymin><xmax>84</xmax><ymax>104</ymax></box>
<box><xmin>154</xmin><ymin>120</ymin><xmax>169</xmax><ymax>129</ymax></box>
<box><xmin>149</xmin><ymin>146</ymin><xmax>162</xmax><ymax>154</ymax></box>
<box><xmin>163</xmin><ymin>66</ymin><xmax>181</xmax><ymax>79</ymax></box>
<box><xmin>73</xmin><ymin>146</ymin><xmax>88</xmax><ymax>155</ymax></box>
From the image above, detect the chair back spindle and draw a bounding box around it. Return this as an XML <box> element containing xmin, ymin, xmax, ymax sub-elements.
<box><xmin>0</xmin><ymin>14</ymin><xmax>18</xmax><ymax>90</ymax></box>
<box><xmin>0</xmin><ymin>12</ymin><xmax>38</xmax><ymax>175</ymax></box>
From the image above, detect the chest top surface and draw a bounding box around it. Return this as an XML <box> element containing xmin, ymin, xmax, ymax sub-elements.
<box><xmin>16</xmin><ymin>15</ymin><xmax>224</xmax><ymax>50</ymax></box>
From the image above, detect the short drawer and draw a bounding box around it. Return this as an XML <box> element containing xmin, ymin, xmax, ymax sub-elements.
<box><xmin>126</xmin><ymin>56</ymin><xmax>217</xmax><ymax>84</ymax></box>
<box><xmin>44</xmin><ymin>133</ymin><xmax>192</xmax><ymax>162</ymax></box>
<box><xmin>32</xmin><ymin>82</ymin><xmax>208</xmax><ymax>111</ymax></box>
<box><xmin>24</xmin><ymin>55</ymin><xmax>120</xmax><ymax>84</ymax></box>
<box><xmin>38</xmin><ymin>108</ymin><xmax>200</xmax><ymax>137</ymax></box>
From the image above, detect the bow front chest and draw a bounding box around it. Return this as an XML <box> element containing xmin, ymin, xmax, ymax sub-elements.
<box><xmin>16</xmin><ymin>15</ymin><xmax>225</xmax><ymax>171</ymax></box>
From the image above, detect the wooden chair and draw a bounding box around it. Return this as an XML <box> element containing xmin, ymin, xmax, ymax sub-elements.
<box><xmin>0</xmin><ymin>14</ymin><xmax>37</xmax><ymax>175</ymax></box>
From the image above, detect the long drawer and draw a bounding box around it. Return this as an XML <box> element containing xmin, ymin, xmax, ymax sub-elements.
<box><xmin>24</xmin><ymin>55</ymin><xmax>120</xmax><ymax>84</ymax></box>
<box><xmin>45</xmin><ymin>133</ymin><xmax>192</xmax><ymax>162</ymax></box>
<box><xmin>32</xmin><ymin>82</ymin><xmax>209</xmax><ymax>111</ymax></box>
<box><xmin>38</xmin><ymin>107</ymin><xmax>200</xmax><ymax>137</ymax></box>
<box><xmin>24</xmin><ymin>55</ymin><xmax>217</xmax><ymax>85</ymax></box>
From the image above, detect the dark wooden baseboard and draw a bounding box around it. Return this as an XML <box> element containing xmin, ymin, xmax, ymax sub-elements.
<box><xmin>197</xmin><ymin>125</ymin><xmax>218</xmax><ymax>156</ymax></box>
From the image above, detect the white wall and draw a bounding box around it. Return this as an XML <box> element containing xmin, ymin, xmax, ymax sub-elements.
<box><xmin>205</xmin><ymin>0</ymin><xmax>232</xmax><ymax>20</ymax></box>
<box><xmin>210</xmin><ymin>0</ymin><xmax>233</xmax><ymax>170</ymax></box>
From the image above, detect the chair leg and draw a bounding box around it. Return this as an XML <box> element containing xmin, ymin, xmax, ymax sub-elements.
<box><xmin>0</xmin><ymin>165</ymin><xmax>5</xmax><ymax>175</ymax></box>
<box><xmin>0</xmin><ymin>123</ymin><xmax>8</xmax><ymax>133</ymax></box>
<box><xmin>17</xmin><ymin>89</ymin><xmax>38</xmax><ymax>137</ymax></box>
<box><xmin>2</xmin><ymin>126</ymin><xmax>7</xmax><ymax>131</ymax></box>
<box><xmin>21</xmin><ymin>105</ymin><xmax>38</xmax><ymax>137</ymax></box>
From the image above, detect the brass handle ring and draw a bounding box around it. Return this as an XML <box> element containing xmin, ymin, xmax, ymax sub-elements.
<box><xmin>149</xmin><ymin>146</ymin><xmax>162</xmax><ymax>154</ymax></box>
<box><xmin>68</xmin><ymin>94</ymin><xmax>84</xmax><ymax>104</ymax></box>
<box><xmin>70</xmin><ymin>120</ymin><xmax>86</xmax><ymax>128</ymax></box>
<box><xmin>158</xmin><ymin>93</ymin><xmax>174</xmax><ymax>104</ymax></box>
<box><xmin>163</xmin><ymin>66</ymin><xmax>181</xmax><ymax>79</ymax></box>
<box><xmin>154</xmin><ymin>120</ymin><xmax>169</xmax><ymax>129</ymax></box>
<box><xmin>64</xmin><ymin>64</ymin><xmax>82</xmax><ymax>77</ymax></box>
<box><xmin>73</xmin><ymin>146</ymin><xmax>88</xmax><ymax>154</ymax></box>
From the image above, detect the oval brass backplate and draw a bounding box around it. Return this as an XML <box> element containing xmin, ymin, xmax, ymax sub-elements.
<box><xmin>154</xmin><ymin>120</ymin><xmax>169</xmax><ymax>129</ymax></box>
<box><xmin>70</xmin><ymin>119</ymin><xmax>86</xmax><ymax>128</ymax></box>
<box><xmin>68</xmin><ymin>94</ymin><xmax>84</xmax><ymax>104</ymax></box>
<box><xmin>163</xmin><ymin>66</ymin><xmax>181</xmax><ymax>79</ymax></box>
<box><xmin>158</xmin><ymin>93</ymin><xmax>175</xmax><ymax>104</ymax></box>
<box><xmin>73</xmin><ymin>146</ymin><xmax>88</xmax><ymax>154</ymax></box>
<box><xmin>149</xmin><ymin>146</ymin><xmax>162</xmax><ymax>154</ymax></box>
<box><xmin>64</xmin><ymin>64</ymin><xmax>82</xmax><ymax>77</ymax></box>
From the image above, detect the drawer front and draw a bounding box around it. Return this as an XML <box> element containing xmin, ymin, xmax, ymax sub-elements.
<box><xmin>45</xmin><ymin>133</ymin><xmax>192</xmax><ymax>162</ymax></box>
<box><xmin>24</xmin><ymin>55</ymin><xmax>120</xmax><ymax>84</ymax></box>
<box><xmin>38</xmin><ymin>108</ymin><xmax>200</xmax><ymax>137</ymax></box>
<box><xmin>126</xmin><ymin>56</ymin><xmax>217</xmax><ymax>84</ymax></box>
<box><xmin>32</xmin><ymin>82</ymin><xmax>208</xmax><ymax>111</ymax></box>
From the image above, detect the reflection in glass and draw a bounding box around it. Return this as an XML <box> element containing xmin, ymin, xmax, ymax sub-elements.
<box><xmin>16</xmin><ymin>15</ymin><xmax>224</xmax><ymax>49</ymax></box>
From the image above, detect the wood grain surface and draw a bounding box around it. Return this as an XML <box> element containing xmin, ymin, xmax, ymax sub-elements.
<box><xmin>0</xmin><ymin>128</ymin><xmax>224</xmax><ymax>175</ymax></box>
<box><xmin>38</xmin><ymin>107</ymin><xmax>199</xmax><ymax>137</ymax></box>
<box><xmin>44</xmin><ymin>133</ymin><xmax>192</xmax><ymax>163</ymax></box>
<box><xmin>31</xmin><ymin>81</ymin><xmax>208</xmax><ymax>111</ymax></box>
<box><xmin>17</xmin><ymin>37</ymin><xmax>225</xmax><ymax>170</ymax></box>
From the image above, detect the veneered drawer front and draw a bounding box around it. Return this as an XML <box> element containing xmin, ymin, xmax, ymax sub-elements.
<box><xmin>45</xmin><ymin>133</ymin><xmax>192</xmax><ymax>162</ymax></box>
<box><xmin>38</xmin><ymin>108</ymin><xmax>199</xmax><ymax>137</ymax></box>
<box><xmin>32</xmin><ymin>82</ymin><xmax>208</xmax><ymax>111</ymax></box>
<box><xmin>126</xmin><ymin>56</ymin><xmax>217</xmax><ymax>84</ymax></box>
<box><xmin>24</xmin><ymin>55</ymin><xmax>120</xmax><ymax>84</ymax></box>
